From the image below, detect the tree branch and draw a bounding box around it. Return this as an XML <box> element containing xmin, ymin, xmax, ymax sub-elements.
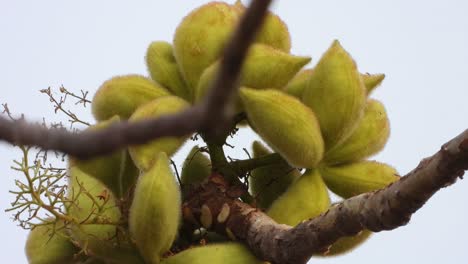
<box><xmin>0</xmin><ymin>0</ymin><xmax>272</xmax><ymax>159</ymax></box>
<box><xmin>183</xmin><ymin>129</ymin><xmax>468</xmax><ymax>264</ymax></box>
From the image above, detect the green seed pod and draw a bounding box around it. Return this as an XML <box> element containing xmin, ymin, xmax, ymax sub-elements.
<box><xmin>195</xmin><ymin>44</ymin><xmax>310</xmax><ymax>102</ymax></box>
<box><xmin>181</xmin><ymin>146</ymin><xmax>211</xmax><ymax>186</ymax></box>
<box><xmin>92</xmin><ymin>75</ymin><xmax>170</xmax><ymax>121</ymax></box>
<box><xmin>319</xmin><ymin>229</ymin><xmax>372</xmax><ymax>257</ymax></box>
<box><xmin>67</xmin><ymin>167</ymin><xmax>143</xmax><ymax>263</ymax></box>
<box><xmin>70</xmin><ymin>116</ymin><xmax>139</xmax><ymax>198</ymax></box>
<box><xmin>324</xmin><ymin>99</ymin><xmax>390</xmax><ymax>165</ymax></box>
<box><xmin>129</xmin><ymin>152</ymin><xmax>181</xmax><ymax>264</ymax></box>
<box><xmin>146</xmin><ymin>41</ymin><xmax>190</xmax><ymax>101</ymax></box>
<box><xmin>80</xmin><ymin>258</ymin><xmax>106</xmax><ymax>264</ymax></box>
<box><xmin>128</xmin><ymin>96</ymin><xmax>190</xmax><ymax>171</ymax></box>
<box><xmin>267</xmin><ymin>169</ymin><xmax>330</xmax><ymax>226</ymax></box>
<box><xmin>283</xmin><ymin>68</ymin><xmax>313</xmax><ymax>99</ymax></box>
<box><xmin>231</xmin><ymin>1</ymin><xmax>291</xmax><ymax>52</ymax></box>
<box><xmin>161</xmin><ymin>243</ymin><xmax>263</xmax><ymax>264</ymax></box>
<box><xmin>249</xmin><ymin>141</ymin><xmax>301</xmax><ymax>209</ymax></box>
<box><xmin>239</xmin><ymin>87</ymin><xmax>324</xmax><ymax>168</ymax></box>
<box><xmin>25</xmin><ymin>219</ymin><xmax>78</xmax><ymax>264</ymax></box>
<box><xmin>320</xmin><ymin>161</ymin><xmax>400</xmax><ymax>198</ymax></box>
<box><xmin>361</xmin><ymin>73</ymin><xmax>385</xmax><ymax>95</ymax></box>
<box><xmin>173</xmin><ymin>2</ymin><xmax>238</xmax><ymax>90</ymax></box>
<box><xmin>302</xmin><ymin>40</ymin><xmax>366</xmax><ymax>150</ymax></box>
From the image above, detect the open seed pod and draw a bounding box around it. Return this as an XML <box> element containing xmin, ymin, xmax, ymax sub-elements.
<box><xmin>92</xmin><ymin>75</ymin><xmax>170</xmax><ymax>121</ymax></box>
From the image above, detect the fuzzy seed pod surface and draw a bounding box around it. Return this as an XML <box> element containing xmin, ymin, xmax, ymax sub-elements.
<box><xmin>361</xmin><ymin>73</ymin><xmax>385</xmax><ymax>95</ymax></box>
<box><xmin>284</xmin><ymin>68</ymin><xmax>313</xmax><ymax>99</ymax></box>
<box><xmin>195</xmin><ymin>45</ymin><xmax>310</xmax><ymax>102</ymax></box>
<box><xmin>325</xmin><ymin>99</ymin><xmax>390</xmax><ymax>165</ymax></box>
<box><xmin>321</xmin><ymin>161</ymin><xmax>400</xmax><ymax>198</ymax></box>
<box><xmin>67</xmin><ymin>166</ymin><xmax>142</xmax><ymax>262</ymax></box>
<box><xmin>181</xmin><ymin>146</ymin><xmax>211</xmax><ymax>186</ymax></box>
<box><xmin>161</xmin><ymin>243</ymin><xmax>263</xmax><ymax>264</ymax></box>
<box><xmin>92</xmin><ymin>75</ymin><xmax>170</xmax><ymax>121</ymax></box>
<box><xmin>69</xmin><ymin>116</ymin><xmax>139</xmax><ymax>198</ymax></box>
<box><xmin>129</xmin><ymin>152</ymin><xmax>181</xmax><ymax>264</ymax></box>
<box><xmin>146</xmin><ymin>41</ymin><xmax>190</xmax><ymax>101</ymax></box>
<box><xmin>249</xmin><ymin>141</ymin><xmax>301</xmax><ymax>209</ymax></box>
<box><xmin>302</xmin><ymin>40</ymin><xmax>366</xmax><ymax>150</ymax></box>
<box><xmin>267</xmin><ymin>169</ymin><xmax>330</xmax><ymax>226</ymax></box>
<box><xmin>25</xmin><ymin>219</ymin><xmax>77</xmax><ymax>264</ymax></box>
<box><xmin>173</xmin><ymin>2</ymin><xmax>238</xmax><ymax>90</ymax></box>
<box><xmin>129</xmin><ymin>96</ymin><xmax>190</xmax><ymax>171</ymax></box>
<box><xmin>240</xmin><ymin>87</ymin><xmax>324</xmax><ymax>168</ymax></box>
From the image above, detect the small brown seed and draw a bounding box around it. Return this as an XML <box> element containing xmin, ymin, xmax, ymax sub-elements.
<box><xmin>200</xmin><ymin>204</ymin><xmax>213</xmax><ymax>229</ymax></box>
<box><xmin>225</xmin><ymin>227</ymin><xmax>236</xmax><ymax>241</ymax></box>
<box><xmin>217</xmin><ymin>203</ymin><xmax>230</xmax><ymax>223</ymax></box>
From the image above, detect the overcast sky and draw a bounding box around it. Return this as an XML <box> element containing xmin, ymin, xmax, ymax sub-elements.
<box><xmin>1</xmin><ymin>0</ymin><xmax>467</xmax><ymax>263</ymax></box>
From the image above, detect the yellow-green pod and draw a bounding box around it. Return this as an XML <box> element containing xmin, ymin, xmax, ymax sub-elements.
<box><xmin>284</xmin><ymin>68</ymin><xmax>313</xmax><ymax>99</ymax></box>
<box><xmin>146</xmin><ymin>41</ymin><xmax>190</xmax><ymax>101</ymax></box>
<box><xmin>67</xmin><ymin>167</ymin><xmax>143</xmax><ymax>263</ymax></box>
<box><xmin>173</xmin><ymin>2</ymin><xmax>239</xmax><ymax>90</ymax></box>
<box><xmin>161</xmin><ymin>243</ymin><xmax>263</xmax><ymax>264</ymax></box>
<box><xmin>239</xmin><ymin>87</ymin><xmax>324</xmax><ymax>168</ymax></box>
<box><xmin>92</xmin><ymin>75</ymin><xmax>170</xmax><ymax>121</ymax></box>
<box><xmin>195</xmin><ymin>45</ymin><xmax>310</xmax><ymax>102</ymax></box>
<box><xmin>319</xmin><ymin>229</ymin><xmax>372</xmax><ymax>257</ymax></box>
<box><xmin>70</xmin><ymin>116</ymin><xmax>139</xmax><ymax>198</ymax></box>
<box><xmin>129</xmin><ymin>153</ymin><xmax>181</xmax><ymax>264</ymax></box>
<box><xmin>249</xmin><ymin>141</ymin><xmax>301</xmax><ymax>209</ymax></box>
<box><xmin>361</xmin><ymin>73</ymin><xmax>385</xmax><ymax>95</ymax></box>
<box><xmin>231</xmin><ymin>1</ymin><xmax>291</xmax><ymax>52</ymax></box>
<box><xmin>25</xmin><ymin>219</ymin><xmax>78</xmax><ymax>264</ymax></box>
<box><xmin>324</xmin><ymin>99</ymin><xmax>390</xmax><ymax>165</ymax></box>
<box><xmin>302</xmin><ymin>40</ymin><xmax>366</xmax><ymax>150</ymax></box>
<box><xmin>267</xmin><ymin>169</ymin><xmax>330</xmax><ymax>226</ymax></box>
<box><xmin>181</xmin><ymin>146</ymin><xmax>211</xmax><ymax>186</ymax></box>
<box><xmin>320</xmin><ymin>161</ymin><xmax>400</xmax><ymax>198</ymax></box>
<box><xmin>128</xmin><ymin>96</ymin><xmax>190</xmax><ymax>171</ymax></box>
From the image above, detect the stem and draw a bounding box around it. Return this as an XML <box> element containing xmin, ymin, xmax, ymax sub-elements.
<box><xmin>230</xmin><ymin>153</ymin><xmax>284</xmax><ymax>175</ymax></box>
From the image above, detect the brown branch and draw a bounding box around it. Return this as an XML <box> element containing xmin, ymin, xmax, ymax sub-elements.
<box><xmin>183</xmin><ymin>129</ymin><xmax>468</xmax><ymax>264</ymax></box>
<box><xmin>0</xmin><ymin>0</ymin><xmax>272</xmax><ymax>159</ymax></box>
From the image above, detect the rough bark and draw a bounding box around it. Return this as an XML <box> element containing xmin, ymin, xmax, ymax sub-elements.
<box><xmin>1</xmin><ymin>0</ymin><xmax>467</xmax><ymax>263</ymax></box>
<box><xmin>184</xmin><ymin>129</ymin><xmax>468</xmax><ymax>264</ymax></box>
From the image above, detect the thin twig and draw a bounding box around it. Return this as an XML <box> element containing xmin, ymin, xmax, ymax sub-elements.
<box><xmin>0</xmin><ymin>0</ymin><xmax>272</xmax><ymax>160</ymax></box>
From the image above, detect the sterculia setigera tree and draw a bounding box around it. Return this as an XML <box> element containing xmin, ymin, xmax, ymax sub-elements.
<box><xmin>1</xmin><ymin>1</ymin><xmax>467</xmax><ymax>264</ymax></box>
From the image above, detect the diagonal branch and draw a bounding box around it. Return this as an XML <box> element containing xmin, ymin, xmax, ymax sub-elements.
<box><xmin>0</xmin><ymin>0</ymin><xmax>272</xmax><ymax>159</ymax></box>
<box><xmin>183</xmin><ymin>129</ymin><xmax>468</xmax><ymax>264</ymax></box>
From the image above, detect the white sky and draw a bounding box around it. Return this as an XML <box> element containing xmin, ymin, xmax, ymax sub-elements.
<box><xmin>1</xmin><ymin>0</ymin><xmax>467</xmax><ymax>263</ymax></box>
